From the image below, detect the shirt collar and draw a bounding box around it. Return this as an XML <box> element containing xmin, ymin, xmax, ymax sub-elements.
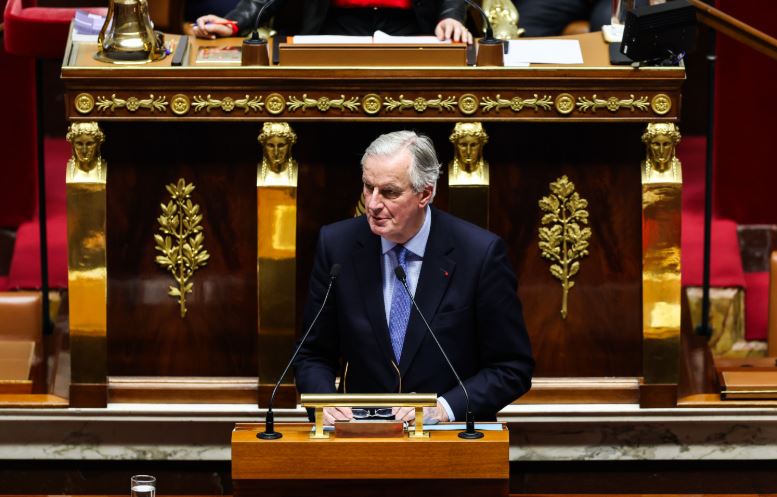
<box><xmin>380</xmin><ymin>205</ymin><xmax>431</xmax><ymax>258</ymax></box>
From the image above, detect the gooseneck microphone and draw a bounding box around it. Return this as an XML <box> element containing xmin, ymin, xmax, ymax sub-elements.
<box><xmin>249</xmin><ymin>0</ymin><xmax>282</xmax><ymax>41</ymax></box>
<box><xmin>462</xmin><ymin>0</ymin><xmax>497</xmax><ymax>42</ymax></box>
<box><xmin>394</xmin><ymin>266</ymin><xmax>484</xmax><ymax>440</ymax></box>
<box><xmin>258</xmin><ymin>263</ymin><xmax>341</xmax><ymax>440</ymax></box>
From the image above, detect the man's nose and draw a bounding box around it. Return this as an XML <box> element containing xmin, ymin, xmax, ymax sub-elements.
<box><xmin>366</xmin><ymin>188</ymin><xmax>381</xmax><ymax>210</ymax></box>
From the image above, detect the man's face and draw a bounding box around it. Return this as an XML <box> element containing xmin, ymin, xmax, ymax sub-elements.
<box><xmin>362</xmin><ymin>149</ymin><xmax>432</xmax><ymax>244</ymax></box>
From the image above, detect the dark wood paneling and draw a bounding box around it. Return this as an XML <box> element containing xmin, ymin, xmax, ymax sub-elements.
<box><xmin>106</xmin><ymin>122</ymin><xmax>257</xmax><ymax>377</ymax></box>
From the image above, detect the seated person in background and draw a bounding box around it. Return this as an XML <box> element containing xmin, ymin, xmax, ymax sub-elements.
<box><xmin>192</xmin><ymin>0</ymin><xmax>473</xmax><ymax>43</ymax></box>
<box><xmin>515</xmin><ymin>0</ymin><xmax>610</xmax><ymax>37</ymax></box>
<box><xmin>294</xmin><ymin>130</ymin><xmax>534</xmax><ymax>425</ymax></box>
<box><xmin>185</xmin><ymin>0</ymin><xmax>240</xmax><ymax>22</ymax></box>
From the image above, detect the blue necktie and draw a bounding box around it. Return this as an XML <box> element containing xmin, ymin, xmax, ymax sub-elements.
<box><xmin>388</xmin><ymin>245</ymin><xmax>411</xmax><ymax>363</ymax></box>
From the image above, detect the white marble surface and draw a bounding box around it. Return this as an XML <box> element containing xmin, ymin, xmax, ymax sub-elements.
<box><xmin>4</xmin><ymin>403</ymin><xmax>777</xmax><ymax>461</ymax></box>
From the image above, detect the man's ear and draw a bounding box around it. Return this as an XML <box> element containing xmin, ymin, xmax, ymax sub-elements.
<box><xmin>418</xmin><ymin>185</ymin><xmax>434</xmax><ymax>207</ymax></box>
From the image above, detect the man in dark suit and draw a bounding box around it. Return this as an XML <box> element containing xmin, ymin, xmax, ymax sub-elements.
<box><xmin>192</xmin><ymin>0</ymin><xmax>472</xmax><ymax>44</ymax></box>
<box><xmin>294</xmin><ymin>130</ymin><xmax>533</xmax><ymax>425</ymax></box>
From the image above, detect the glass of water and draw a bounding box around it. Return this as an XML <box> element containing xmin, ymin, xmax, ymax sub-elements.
<box><xmin>131</xmin><ymin>475</ymin><xmax>156</xmax><ymax>497</ymax></box>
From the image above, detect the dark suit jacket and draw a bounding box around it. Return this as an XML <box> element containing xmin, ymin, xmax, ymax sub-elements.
<box><xmin>225</xmin><ymin>0</ymin><xmax>466</xmax><ymax>36</ymax></box>
<box><xmin>294</xmin><ymin>207</ymin><xmax>534</xmax><ymax>421</ymax></box>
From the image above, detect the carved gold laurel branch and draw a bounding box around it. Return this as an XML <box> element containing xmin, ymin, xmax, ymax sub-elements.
<box><xmin>480</xmin><ymin>94</ymin><xmax>553</xmax><ymax>113</ymax></box>
<box><xmin>192</xmin><ymin>94</ymin><xmax>265</xmax><ymax>113</ymax></box>
<box><xmin>538</xmin><ymin>175</ymin><xmax>591</xmax><ymax>319</ymax></box>
<box><xmin>383</xmin><ymin>94</ymin><xmax>457</xmax><ymax>113</ymax></box>
<box><xmin>286</xmin><ymin>94</ymin><xmax>360</xmax><ymax>112</ymax></box>
<box><xmin>95</xmin><ymin>94</ymin><xmax>168</xmax><ymax>113</ymax></box>
<box><xmin>154</xmin><ymin>178</ymin><xmax>210</xmax><ymax>318</ymax></box>
<box><xmin>576</xmin><ymin>94</ymin><xmax>649</xmax><ymax>113</ymax></box>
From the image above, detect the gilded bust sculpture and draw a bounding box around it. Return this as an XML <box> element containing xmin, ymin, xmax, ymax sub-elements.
<box><xmin>448</xmin><ymin>122</ymin><xmax>490</xmax><ymax>186</ymax></box>
<box><xmin>66</xmin><ymin>122</ymin><xmax>106</xmax><ymax>183</ymax></box>
<box><xmin>641</xmin><ymin>123</ymin><xmax>682</xmax><ymax>184</ymax></box>
<box><xmin>257</xmin><ymin>122</ymin><xmax>298</xmax><ymax>187</ymax></box>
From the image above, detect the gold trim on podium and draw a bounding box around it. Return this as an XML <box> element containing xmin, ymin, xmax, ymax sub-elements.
<box><xmin>66</xmin><ymin>122</ymin><xmax>108</xmax><ymax>401</ymax></box>
<box><xmin>641</xmin><ymin>123</ymin><xmax>682</xmax><ymax>387</ymax></box>
<box><xmin>447</xmin><ymin>122</ymin><xmax>490</xmax><ymax>229</ymax></box>
<box><xmin>257</xmin><ymin>123</ymin><xmax>298</xmax><ymax>391</ymax></box>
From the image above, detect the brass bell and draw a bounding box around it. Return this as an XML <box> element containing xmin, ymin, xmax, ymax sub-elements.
<box><xmin>95</xmin><ymin>0</ymin><xmax>166</xmax><ymax>63</ymax></box>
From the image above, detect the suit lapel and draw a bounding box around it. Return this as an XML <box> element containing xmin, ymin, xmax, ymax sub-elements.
<box><xmin>352</xmin><ymin>223</ymin><xmax>396</xmax><ymax>369</ymax></box>
<box><xmin>399</xmin><ymin>209</ymin><xmax>456</xmax><ymax>376</ymax></box>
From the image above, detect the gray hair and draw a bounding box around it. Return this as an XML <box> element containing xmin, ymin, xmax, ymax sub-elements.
<box><xmin>361</xmin><ymin>130</ymin><xmax>441</xmax><ymax>199</ymax></box>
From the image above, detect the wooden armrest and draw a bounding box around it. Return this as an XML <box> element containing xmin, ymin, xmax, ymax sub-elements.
<box><xmin>769</xmin><ymin>252</ymin><xmax>777</xmax><ymax>356</ymax></box>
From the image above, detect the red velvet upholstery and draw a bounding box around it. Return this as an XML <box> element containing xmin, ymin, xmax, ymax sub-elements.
<box><xmin>3</xmin><ymin>0</ymin><xmax>80</xmax><ymax>58</ymax></box>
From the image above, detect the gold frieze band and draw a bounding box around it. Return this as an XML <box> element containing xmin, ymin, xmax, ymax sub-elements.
<box><xmin>576</xmin><ymin>94</ymin><xmax>649</xmax><ymax>113</ymax></box>
<box><xmin>192</xmin><ymin>94</ymin><xmax>264</xmax><ymax>113</ymax></box>
<box><xmin>96</xmin><ymin>94</ymin><xmax>168</xmax><ymax>113</ymax></box>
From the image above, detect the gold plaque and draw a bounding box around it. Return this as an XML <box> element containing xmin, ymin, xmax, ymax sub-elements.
<box><xmin>75</xmin><ymin>93</ymin><xmax>95</xmax><ymax>115</ymax></box>
<box><xmin>362</xmin><ymin>93</ymin><xmax>382</xmax><ymax>115</ymax></box>
<box><xmin>554</xmin><ymin>93</ymin><xmax>575</xmax><ymax>115</ymax></box>
<box><xmin>651</xmin><ymin>93</ymin><xmax>672</xmax><ymax>115</ymax></box>
<box><xmin>171</xmin><ymin>94</ymin><xmax>191</xmax><ymax>116</ymax></box>
<box><xmin>266</xmin><ymin>93</ymin><xmax>286</xmax><ymax>115</ymax></box>
<box><xmin>458</xmin><ymin>94</ymin><xmax>479</xmax><ymax>115</ymax></box>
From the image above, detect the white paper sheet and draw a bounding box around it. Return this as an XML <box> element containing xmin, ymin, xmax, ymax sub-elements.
<box><xmin>373</xmin><ymin>30</ymin><xmax>450</xmax><ymax>45</ymax></box>
<box><xmin>504</xmin><ymin>39</ymin><xmax>584</xmax><ymax>65</ymax></box>
<box><xmin>292</xmin><ymin>35</ymin><xmax>373</xmax><ymax>44</ymax></box>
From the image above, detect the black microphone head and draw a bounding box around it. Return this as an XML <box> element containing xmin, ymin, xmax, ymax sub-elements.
<box><xmin>330</xmin><ymin>264</ymin><xmax>342</xmax><ymax>279</ymax></box>
<box><xmin>394</xmin><ymin>265</ymin><xmax>407</xmax><ymax>282</ymax></box>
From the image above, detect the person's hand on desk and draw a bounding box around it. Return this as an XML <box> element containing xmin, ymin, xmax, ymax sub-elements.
<box><xmin>323</xmin><ymin>406</ymin><xmax>354</xmax><ymax>425</ymax></box>
<box><xmin>392</xmin><ymin>402</ymin><xmax>450</xmax><ymax>425</ymax></box>
<box><xmin>193</xmin><ymin>15</ymin><xmax>237</xmax><ymax>39</ymax></box>
<box><xmin>435</xmin><ymin>18</ymin><xmax>473</xmax><ymax>45</ymax></box>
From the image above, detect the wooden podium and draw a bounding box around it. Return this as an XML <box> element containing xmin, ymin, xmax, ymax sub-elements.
<box><xmin>231</xmin><ymin>423</ymin><xmax>509</xmax><ymax>497</ymax></box>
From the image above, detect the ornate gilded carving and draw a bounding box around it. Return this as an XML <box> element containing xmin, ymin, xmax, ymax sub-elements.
<box><xmin>554</xmin><ymin>93</ymin><xmax>575</xmax><ymax>115</ymax></box>
<box><xmin>171</xmin><ymin>94</ymin><xmax>191</xmax><ymax>115</ymax></box>
<box><xmin>538</xmin><ymin>175</ymin><xmax>591</xmax><ymax>319</ymax></box>
<box><xmin>448</xmin><ymin>122</ymin><xmax>489</xmax><ymax>186</ymax></box>
<box><xmin>480</xmin><ymin>94</ymin><xmax>553</xmax><ymax>113</ymax></box>
<box><xmin>650</xmin><ymin>93</ymin><xmax>672</xmax><ymax>116</ymax></box>
<box><xmin>483</xmin><ymin>0</ymin><xmax>523</xmax><ymax>39</ymax></box>
<box><xmin>66</xmin><ymin>122</ymin><xmax>106</xmax><ymax>184</ymax></box>
<box><xmin>258</xmin><ymin>122</ymin><xmax>298</xmax><ymax>187</ymax></box>
<box><xmin>362</xmin><ymin>93</ymin><xmax>382</xmax><ymax>115</ymax></box>
<box><xmin>458</xmin><ymin>94</ymin><xmax>479</xmax><ymax>115</ymax></box>
<box><xmin>265</xmin><ymin>93</ymin><xmax>286</xmax><ymax>115</ymax></box>
<box><xmin>576</xmin><ymin>94</ymin><xmax>649</xmax><ymax>113</ymax></box>
<box><xmin>354</xmin><ymin>193</ymin><xmax>366</xmax><ymax>217</ymax></box>
<box><xmin>192</xmin><ymin>94</ymin><xmax>264</xmax><ymax>113</ymax></box>
<box><xmin>154</xmin><ymin>178</ymin><xmax>210</xmax><ymax>318</ymax></box>
<box><xmin>383</xmin><ymin>94</ymin><xmax>457</xmax><ymax>113</ymax></box>
<box><xmin>95</xmin><ymin>94</ymin><xmax>168</xmax><ymax>113</ymax></box>
<box><xmin>74</xmin><ymin>93</ymin><xmax>95</xmax><ymax>114</ymax></box>
<box><xmin>286</xmin><ymin>94</ymin><xmax>360</xmax><ymax>113</ymax></box>
<box><xmin>641</xmin><ymin>123</ymin><xmax>682</xmax><ymax>184</ymax></box>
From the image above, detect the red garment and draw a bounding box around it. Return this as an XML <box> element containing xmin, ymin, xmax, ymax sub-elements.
<box><xmin>331</xmin><ymin>0</ymin><xmax>412</xmax><ymax>9</ymax></box>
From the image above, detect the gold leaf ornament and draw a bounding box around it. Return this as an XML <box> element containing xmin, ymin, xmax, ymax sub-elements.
<box><xmin>538</xmin><ymin>175</ymin><xmax>591</xmax><ymax>319</ymax></box>
<box><xmin>154</xmin><ymin>178</ymin><xmax>210</xmax><ymax>318</ymax></box>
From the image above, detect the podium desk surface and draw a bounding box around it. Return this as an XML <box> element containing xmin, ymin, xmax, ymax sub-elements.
<box><xmin>231</xmin><ymin>422</ymin><xmax>509</xmax><ymax>480</ymax></box>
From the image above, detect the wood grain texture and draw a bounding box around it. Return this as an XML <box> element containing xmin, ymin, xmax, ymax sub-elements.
<box><xmin>232</xmin><ymin>423</ymin><xmax>508</xmax><ymax>480</ymax></box>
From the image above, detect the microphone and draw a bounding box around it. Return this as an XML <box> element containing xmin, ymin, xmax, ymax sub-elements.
<box><xmin>258</xmin><ymin>263</ymin><xmax>341</xmax><ymax>440</ymax></box>
<box><xmin>461</xmin><ymin>0</ymin><xmax>497</xmax><ymax>42</ymax></box>
<box><xmin>249</xmin><ymin>0</ymin><xmax>282</xmax><ymax>42</ymax></box>
<box><xmin>393</xmin><ymin>266</ymin><xmax>483</xmax><ymax>440</ymax></box>
<box><xmin>241</xmin><ymin>0</ymin><xmax>282</xmax><ymax>65</ymax></box>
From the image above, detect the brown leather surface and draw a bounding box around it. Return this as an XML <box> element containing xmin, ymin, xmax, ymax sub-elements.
<box><xmin>0</xmin><ymin>291</ymin><xmax>41</xmax><ymax>341</ymax></box>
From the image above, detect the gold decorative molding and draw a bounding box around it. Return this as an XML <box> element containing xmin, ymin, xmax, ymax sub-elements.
<box><xmin>95</xmin><ymin>94</ymin><xmax>168</xmax><ymax>113</ymax></box>
<box><xmin>650</xmin><ymin>93</ymin><xmax>672</xmax><ymax>115</ymax></box>
<box><xmin>75</xmin><ymin>93</ymin><xmax>95</xmax><ymax>114</ymax></box>
<box><xmin>480</xmin><ymin>94</ymin><xmax>553</xmax><ymax>113</ymax></box>
<box><xmin>265</xmin><ymin>93</ymin><xmax>286</xmax><ymax>115</ymax></box>
<box><xmin>538</xmin><ymin>175</ymin><xmax>591</xmax><ymax>319</ymax></box>
<box><xmin>286</xmin><ymin>94</ymin><xmax>360</xmax><ymax>113</ymax></box>
<box><xmin>554</xmin><ymin>93</ymin><xmax>575</xmax><ymax>115</ymax></box>
<box><xmin>458</xmin><ymin>94</ymin><xmax>479</xmax><ymax>115</ymax></box>
<box><xmin>192</xmin><ymin>94</ymin><xmax>264</xmax><ymax>113</ymax></box>
<box><xmin>383</xmin><ymin>94</ymin><xmax>457</xmax><ymax>113</ymax></box>
<box><xmin>154</xmin><ymin>178</ymin><xmax>210</xmax><ymax>318</ymax></box>
<box><xmin>171</xmin><ymin>94</ymin><xmax>191</xmax><ymax>116</ymax></box>
<box><xmin>362</xmin><ymin>93</ymin><xmax>382</xmax><ymax>115</ymax></box>
<box><xmin>576</xmin><ymin>94</ymin><xmax>649</xmax><ymax>113</ymax></box>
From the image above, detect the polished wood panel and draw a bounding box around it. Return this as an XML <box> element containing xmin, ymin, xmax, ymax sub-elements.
<box><xmin>105</xmin><ymin>122</ymin><xmax>258</xmax><ymax>377</ymax></box>
<box><xmin>516</xmin><ymin>377</ymin><xmax>639</xmax><ymax>404</ymax></box>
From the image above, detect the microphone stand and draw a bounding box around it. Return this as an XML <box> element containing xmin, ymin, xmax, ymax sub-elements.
<box><xmin>394</xmin><ymin>267</ymin><xmax>483</xmax><ymax>439</ymax></box>
<box><xmin>241</xmin><ymin>0</ymin><xmax>280</xmax><ymax>65</ymax></box>
<box><xmin>462</xmin><ymin>0</ymin><xmax>504</xmax><ymax>66</ymax></box>
<box><xmin>258</xmin><ymin>264</ymin><xmax>341</xmax><ymax>440</ymax></box>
